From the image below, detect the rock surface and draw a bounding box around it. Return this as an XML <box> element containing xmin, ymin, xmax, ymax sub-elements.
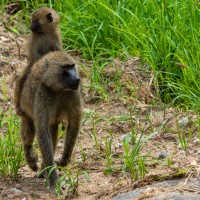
<box><xmin>113</xmin><ymin>178</ymin><xmax>200</xmax><ymax>200</ymax></box>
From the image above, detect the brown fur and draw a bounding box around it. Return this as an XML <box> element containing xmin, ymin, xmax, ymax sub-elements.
<box><xmin>19</xmin><ymin>51</ymin><xmax>82</xmax><ymax>189</ymax></box>
<box><xmin>14</xmin><ymin>7</ymin><xmax>63</xmax><ymax>116</ymax></box>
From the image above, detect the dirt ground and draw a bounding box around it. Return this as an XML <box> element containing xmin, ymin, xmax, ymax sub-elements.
<box><xmin>0</xmin><ymin>12</ymin><xmax>200</xmax><ymax>200</ymax></box>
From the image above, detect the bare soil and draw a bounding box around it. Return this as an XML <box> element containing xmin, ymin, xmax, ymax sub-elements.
<box><xmin>0</xmin><ymin>14</ymin><xmax>200</xmax><ymax>200</ymax></box>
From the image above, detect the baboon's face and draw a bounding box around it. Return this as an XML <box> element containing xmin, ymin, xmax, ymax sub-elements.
<box><xmin>30</xmin><ymin>20</ymin><xmax>41</xmax><ymax>33</ymax></box>
<box><xmin>62</xmin><ymin>64</ymin><xmax>80</xmax><ymax>90</ymax></box>
<box><xmin>30</xmin><ymin>13</ymin><xmax>53</xmax><ymax>33</ymax></box>
<box><xmin>30</xmin><ymin>7</ymin><xmax>59</xmax><ymax>33</ymax></box>
<box><xmin>42</xmin><ymin>61</ymin><xmax>80</xmax><ymax>92</ymax></box>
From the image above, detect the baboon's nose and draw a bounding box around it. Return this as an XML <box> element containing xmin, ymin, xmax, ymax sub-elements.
<box><xmin>69</xmin><ymin>77</ymin><xmax>80</xmax><ymax>90</ymax></box>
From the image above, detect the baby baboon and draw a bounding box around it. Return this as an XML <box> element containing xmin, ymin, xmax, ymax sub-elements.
<box><xmin>14</xmin><ymin>7</ymin><xmax>63</xmax><ymax>116</ymax></box>
<box><xmin>19</xmin><ymin>51</ymin><xmax>82</xmax><ymax>189</ymax></box>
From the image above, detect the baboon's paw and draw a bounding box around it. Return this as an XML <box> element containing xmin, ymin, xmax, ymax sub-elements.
<box><xmin>49</xmin><ymin>171</ymin><xmax>59</xmax><ymax>190</ymax></box>
<box><xmin>55</xmin><ymin>158</ymin><xmax>70</xmax><ymax>167</ymax></box>
<box><xmin>28</xmin><ymin>160</ymin><xmax>38</xmax><ymax>172</ymax></box>
<box><xmin>27</xmin><ymin>153</ymin><xmax>38</xmax><ymax>172</ymax></box>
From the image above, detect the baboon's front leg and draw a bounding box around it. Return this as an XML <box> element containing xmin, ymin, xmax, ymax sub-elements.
<box><xmin>39</xmin><ymin>124</ymin><xmax>58</xmax><ymax>179</ymax></box>
<box><xmin>35</xmin><ymin>119</ymin><xmax>58</xmax><ymax>189</ymax></box>
<box><xmin>56</xmin><ymin>111</ymin><xmax>81</xmax><ymax>167</ymax></box>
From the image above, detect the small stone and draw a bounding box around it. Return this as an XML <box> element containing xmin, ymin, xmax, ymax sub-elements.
<box><xmin>197</xmin><ymin>150</ymin><xmax>200</xmax><ymax>155</ymax></box>
<box><xmin>11</xmin><ymin>188</ymin><xmax>22</xmax><ymax>194</ymax></box>
<box><xmin>193</xmin><ymin>149</ymin><xmax>198</xmax><ymax>153</ymax></box>
<box><xmin>57</xmin><ymin>143</ymin><xmax>63</xmax><ymax>148</ymax></box>
<box><xmin>177</xmin><ymin>144</ymin><xmax>183</xmax><ymax>150</ymax></box>
<box><xmin>1</xmin><ymin>192</ymin><xmax>7</xmax><ymax>198</ymax></box>
<box><xmin>60</xmin><ymin>139</ymin><xmax>64</xmax><ymax>143</ymax></box>
<box><xmin>178</xmin><ymin>117</ymin><xmax>189</xmax><ymax>126</ymax></box>
<box><xmin>0</xmin><ymin>36</ymin><xmax>9</xmax><ymax>42</ymax></box>
<box><xmin>76</xmin><ymin>158</ymin><xmax>82</xmax><ymax>163</ymax></box>
<box><xmin>120</xmin><ymin>133</ymin><xmax>130</xmax><ymax>142</ymax></box>
<box><xmin>158</xmin><ymin>152</ymin><xmax>167</xmax><ymax>159</ymax></box>
<box><xmin>7</xmin><ymin>194</ymin><xmax>14</xmax><ymax>198</ymax></box>
<box><xmin>115</xmin><ymin>143</ymin><xmax>122</xmax><ymax>149</ymax></box>
<box><xmin>190</xmin><ymin>160</ymin><xmax>197</xmax><ymax>166</ymax></box>
<box><xmin>15</xmin><ymin>184</ymin><xmax>21</xmax><ymax>190</ymax></box>
<box><xmin>193</xmin><ymin>139</ymin><xmax>199</xmax><ymax>145</ymax></box>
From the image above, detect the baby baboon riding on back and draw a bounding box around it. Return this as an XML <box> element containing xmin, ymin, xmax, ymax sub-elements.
<box><xmin>14</xmin><ymin>7</ymin><xmax>63</xmax><ymax>116</ymax></box>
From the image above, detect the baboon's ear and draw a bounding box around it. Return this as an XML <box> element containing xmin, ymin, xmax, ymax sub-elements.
<box><xmin>46</xmin><ymin>13</ymin><xmax>53</xmax><ymax>23</ymax></box>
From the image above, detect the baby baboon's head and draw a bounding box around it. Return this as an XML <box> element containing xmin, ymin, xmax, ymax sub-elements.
<box><xmin>30</xmin><ymin>7</ymin><xmax>60</xmax><ymax>33</ymax></box>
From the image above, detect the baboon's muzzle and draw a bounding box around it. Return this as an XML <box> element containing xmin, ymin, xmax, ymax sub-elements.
<box><xmin>68</xmin><ymin>77</ymin><xmax>80</xmax><ymax>90</ymax></box>
<box><xmin>63</xmin><ymin>67</ymin><xmax>80</xmax><ymax>90</ymax></box>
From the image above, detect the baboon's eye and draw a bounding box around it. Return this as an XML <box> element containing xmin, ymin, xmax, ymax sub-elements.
<box><xmin>62</xmin><ymin>64</ymin><xmax>75</xmax><ymax>69</ymax></box>
<box><xmin>46</xmin><ymin>13</ymin><xmax>53</xmax><ymax>23</ymax></box>
<box><xmin>68</xmin><ymin>64</ymin><xmax>75</xmax><ymax>68</ymax></box>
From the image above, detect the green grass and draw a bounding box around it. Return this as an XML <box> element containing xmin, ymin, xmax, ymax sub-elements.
<box><xmin>1</xmin><ymin>0</ymin><xmax>200</xmax><ymax>197</ymax></box>
<box><xmin>122</xmin><ymin>133</ymin><xmax>147</xmax><ymax>180</ymax></box>
<box><xmin>2</xmin><ymin>0</ymin><xmax>200</xmax><ymax>108</ymax></box>
<box><xmin>38</xmin><ymin>164</ymin><xmax>89</xmax><ymax>198</ymax></box>
<box><xmin>0</xmin><ymin>110</ymin><xmax>23</xmax><ymax>178</ymax></box>
<box><xmin>55</xmin><ymin>164</ymin><xmax>89</xmax><ymax>198</ymax></box>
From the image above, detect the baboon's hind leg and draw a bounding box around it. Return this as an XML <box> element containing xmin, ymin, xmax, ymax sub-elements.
<box><xmin>50</xmin><ymin>123</ymin><xmax>59</xmax><ymax>155</ymax></box>
<box><xmin>20</xmin><ymin>116</ymin><xmax>38</xmax><ymax>171</ymax></box>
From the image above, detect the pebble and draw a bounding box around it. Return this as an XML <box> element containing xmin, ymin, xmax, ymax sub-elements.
<box><xmin>57</xmin><ymin>143</ymin><xmax>63</xmax><ymax>148</ymax></box>
<box><xmin>112</xmin><ymin>178</ymin><xmax>200</xmax><ymax>200</ymax></box>
<box><xmin>158</xmin><ymin>152</ymin><xmax>167</xmax><ymax>159</ymax></box>
<box><xmin>178</xmin><ymin>117</ymin><xmax>189</xmax><ymax>126</ymax></box>
<box><xmin>15</xmin><ymin>184</ymin><xmax>21</xmax><ymax>190</ymax></box>
<box><xmin>7</xmin><ymin>194</ymin><xmax>14</xmax><ymax>198</ymax></box>
<box><xmin>193</xmin><ymin>139</ymin><xmax>199</xmax><ymax>145</ymax></box>
<box><xmin>120</xmin><ymin>133</ymin><xmax>130</xmax><ymax>142</ymax></box>
<box><xmin>11</xmin><ymin>188</ymin><xmax>23</xmax><ymax>194</ymax></box>
<box><xmin>196</xmin><ymin>150</ymin><xmax>200</xmax><ymax>155</ymax></box>
<box><xmin>115</xmin><ymin>142</ymin><xmax>122</xmax><ymax>149</ymax></box>
<box><xmin>1</xmin><ymin>192</ymin><xmax>7</xmax><ymax>198</ymax></box>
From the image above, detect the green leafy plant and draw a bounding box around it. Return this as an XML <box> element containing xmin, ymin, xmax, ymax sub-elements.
<box><xmin>175</xmin><ymin>117</ymin><xmax>188</xmax><ymax>152</ymax></box>
<box><xmin>1</xmin><ymin>76</ymin><xmax>7</xmax><ymax>102</ymax></box>
<box><xmin>102</xmin><ymin>131</ymin><xmax>113</xmax><ymax>167</ymax></box>
<box><xmin>0</xmin><ymin>110</ymin><xmax>23</xmax><ymax>178</ymax></box>
<box><xmin>90</xmin><ymin>119</ymin><xmax>100</xmax><ymax>150</ymax></box>
<box><xmin>56</xmin><ymin>165</ymin><xmax>89</xmax><ymax>198</ymax></box>
<box><xmin>122</xmin><ymin>133</ymin><xmax>147</xmax><ymax>180</ymax></box>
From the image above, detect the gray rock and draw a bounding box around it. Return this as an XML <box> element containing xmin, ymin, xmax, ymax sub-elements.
<box><xmin>15</xmin><ymin>184</ymin><xmax>21</xmax><ymax>190</ymax></box>
<box><xmin>158</xmin><ymin>152</ymin><xmax>167</xmax><ymax>159</ymax></box>
<box><xmin>178</xmin><ymin>117</ymin><xmax>189</xmax><ymax>126</ymax></box>
<box><xmin>1</xmin><ymin>192</ymin><xmax>7</xmax><ymax>198</ymax></box>
<box><xmin>10</xmin><ymin>188</ymin><xmax>22</xmax><ymax>194</ymax></box>
<box><xmin>112</xmin><ymin>178</ymin><xmax>200</xmax><ymax>200</ymax></box>
<box><xmin>120</xmin><ymin>133</ymin><xmax>130</xmax><ymax>142</ymax></box>
<box><xmin>155</xmin><ymin>192</ymin><xmax>200</xmax><ymax>200</ymax></box>
<box><xmin>193</xmin><ymin>139</ymin><xmax>199</xmax><ymax>145</ymax></box>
